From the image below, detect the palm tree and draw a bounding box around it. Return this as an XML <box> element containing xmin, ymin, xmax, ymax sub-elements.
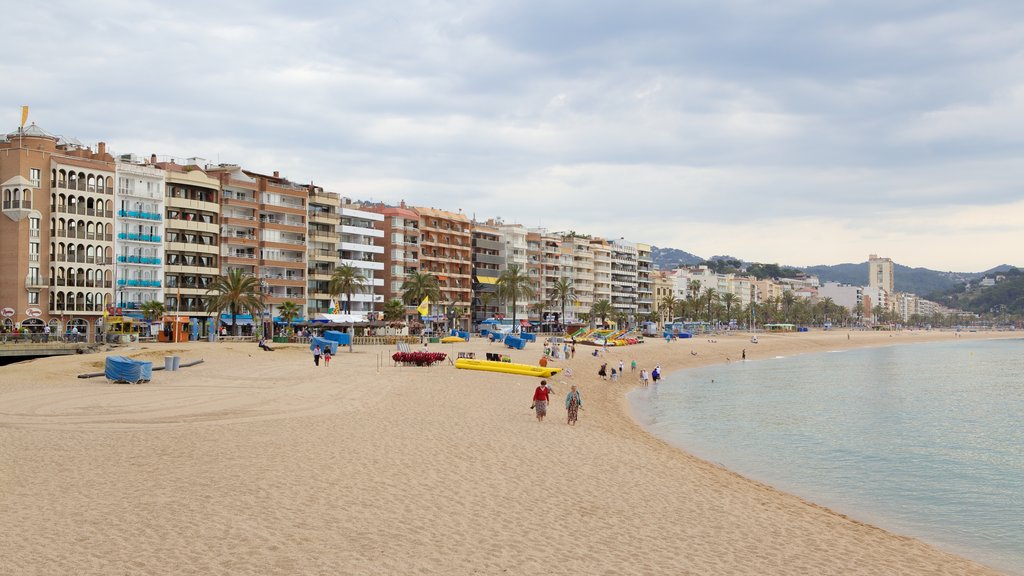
<box><xmin>205</xmin><ymin>269</ymin><xmax>263</xmax><ymax>336</ymax></box>
<box><xmin>590</xmin><ymin>299</ymin><xmax>614</xmax><ymax>328</ymax></box>
<box><xmin>477</xmin><ymin>292</ymin><xmax>494</xmax><ymax>322</ymax></box>
<box><xmin>721</xmin><ymin>292</ymin><xmax>737</xmax><ymax>321</ymax></box>
<box><xmin>549</xmin><ymin>278</ymin><xmax>576</xmax><ymax>332</ymax></box>
<box><xmin>781</xmin><ymin>290</ymin><xmax>797</xmax><ymax>321</ymax></box>
<box><xmin>660</xmin><ymin>293</ymin><xmax>679</xmax><ymax>325</ymax></box>
<box><xmin>614</xmin><ymin>311</ymin><xmax>629</xmax><ymax>329</ymax></box>
<box><xmin>703</xmin><ymin>287</ymin><xmax>718</xmax><ymax>322</ymax></box>
<box><xmin>687</xmin><ymin>279</ymin><xmax>703</xmax><ymax>301</ymax></box>
<box><xmin>139</xmin><ymin>300</ymin><xmax>165</xmax><ymax>324</ymax></box>
<box><xmin>277</xmin><ymin>300</ymin><xmax>301</xmax><ymax>334</ymax></box>
<box><xmin>495</xmin><ymin>264</ymin><xmax>536</xmax><ymax>332</ymax></box>
<box><xmin>329</xmin><ymin>263</ymin><xmax>368</xmax><ymax>315</ymax></box>
<box><xmin>383</xmin><ymin>299</ymin><xmax>406</xmax><ymax>323</ymax></box>
<box><xmin>401</xmin><ymin>271</ymin><xmax>441</xmax><ymax>308</ymax></box>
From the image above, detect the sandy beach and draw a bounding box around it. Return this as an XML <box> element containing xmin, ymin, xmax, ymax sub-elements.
<box><xmin>0</xmin><ymin>330</ymin><xmax>1014</xmax><ymax>575</ymax></box>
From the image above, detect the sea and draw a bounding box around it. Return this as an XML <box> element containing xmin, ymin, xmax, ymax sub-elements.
<box><xmin>628</xmin><ymin>337</ymin><xmax>1024</xmax><ymax>575</ymax></box>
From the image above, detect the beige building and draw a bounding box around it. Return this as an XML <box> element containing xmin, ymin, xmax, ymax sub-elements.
<box><xmin>868</xmin><ymin>254</ymin><xmax>895</xmax><ymax>296</ymax></box>
<box><xmin>1</xmin><ymin>124</ymin><xmax>116</xmax><ymax>341</ymax></box>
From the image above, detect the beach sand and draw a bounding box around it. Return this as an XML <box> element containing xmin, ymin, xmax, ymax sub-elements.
<box><xmin>0</xmin><ymin>330</ymin><xmax>1012</xmax><ymax>575</ymax></box>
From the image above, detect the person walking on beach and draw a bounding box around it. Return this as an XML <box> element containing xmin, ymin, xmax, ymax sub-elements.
<box><xmin>630</xmin><ymin>359</ymin><xmax>636</xmax><ymax>373</ymax></box>
<box><xmin>640</xmin><ymin>369</ymin><xmax>649</xmax><ymax>387</ymax></box>
<box><xmin>571</xmin><ymin>344</ymin><xmax>576</xmax><ymax>359</ymax></box>
<box><xmin>565</xmin><ymin>384</ymin><xmax>582</xmax><ymax>426</ymax></box>
<box><xmin>532</xmin><ymin>380</ymin><xmax>551</xmax><ymax>422</ymax></box>
<box><xmin>618</xmin><ymin>360</ymin><xmax>624</xmax><ymax>375</ymax></box>
<box><xmin>313</xmin><ymin>345</ymin><xmax>322</xmax><ymax>366</ymax></box>
<box><xmin>324</xmin><ymin>347</ymin><xmax>332</xmax><ymax>366</ymax></box>
<box><xmin>742</xmin><ymin>349</ymin><xmax>746</xmax><ymax>360</ymax></box>
<box><xmin>598</xmin><ymin>363</ymin><xmax>607</xmax><ymax>380</ymax></box>
<box><xmin>611</xmin><ymin>367</ymin><xmax>618</xmax><ymax>381</ymax></box>
<box><xmin>652</xmin><ymin>365</ymin><xmax>661</xmax><ymax>384</ymax></box>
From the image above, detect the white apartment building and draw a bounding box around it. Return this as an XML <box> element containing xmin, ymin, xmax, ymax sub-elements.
<box><xmin>338</xmin><ymin>201</ymin><xmax>384</xmax><ymax>319</ymax></box>
<box><xmin>114</xmin><ymin>158</ymin><xmax>165</xmax><ymax>313</ymax></box>
<box><xmin>609</xmin><ymin>238</ymin><xmax>638</xmax><ymax>319</ymax></box>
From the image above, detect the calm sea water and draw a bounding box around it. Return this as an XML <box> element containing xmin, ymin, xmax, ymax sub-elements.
<box><xmin>629</xmin><ymin>338</ymin><xmax>1024</xmax><ymax>575</ymax></box>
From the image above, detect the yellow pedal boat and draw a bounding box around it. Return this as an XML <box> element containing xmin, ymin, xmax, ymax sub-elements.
<box><xmin>454</xmin><ymin>358</ymin><xmax>562</xmax><ymax>378</ymax></box>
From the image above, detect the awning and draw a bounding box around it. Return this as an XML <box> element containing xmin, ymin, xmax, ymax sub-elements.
<box><xmin>476</xmin><ymin>276</ymin><xmax>498</xmax><ymax>284</ymax></box>
<box><xmin>315</xmin><ymin>313</ymin><xmax>366</xmax><ymax>323</ymax></box>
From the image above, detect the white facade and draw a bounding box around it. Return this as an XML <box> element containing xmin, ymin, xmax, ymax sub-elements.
<box><xmin>114</xmin><ymin>162</ymin><xmax>165</xmax><ymax>312</ymax></box>
<box><xmin>818</xmin><ymin>282</ymin><xmax>863</xmax><ymax>315</ymax></box>
<box><xmin>338</xmin><ymin>202</ymin><xmax>384</xmax><ymax>317</ymax></box>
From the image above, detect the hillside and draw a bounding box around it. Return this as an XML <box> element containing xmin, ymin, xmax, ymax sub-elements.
<box><xmin>804</xmin><ymin>263</ymin><xmax>974</xmax><ymax>297</ymax></box>
<box><xmin>651</xmin><ymin>246</ymin><xmax>703</xmax><ymax>269</ymax></box>
<box><xmin>931</xmin><ymin>268</ymin><xmax>1024</xmax><ymax>315</ymax></box>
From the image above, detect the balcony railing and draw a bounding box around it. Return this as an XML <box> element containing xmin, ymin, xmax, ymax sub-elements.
<box><xmin>53</xmin><ymin>205</ymin><xmax>113</xmax><ymax>218</ymax></box>
<box><xmin>117</xmin><ymin>279</ymin><xmax>163</xmax><ymax>288</ymax></box>
<box><xmin>2</xmin><ymin>199</ymin><xmax>32</xmax><ymax>210</ymax></box>
<box><xmin>117</xmin><ymin>233</ymin><xmax>162</xmax><ymax>242</ymax></box>
<box><xmin>52</xmin><ymin>229</ymin><xmax>114</xmax><ymax>241</ymax></box>
<box><xmin>51</xmin><ymin>279</ymin><xmax>113</xmax><ymax>288</ymax></box>
<box><xmin>117</xmin><ymin>209</ymin><xmax>163</xmax><ymax>221</ymax></box>
<box><xmin>117</xmin><ymin>255</ymin><xmax>162</xmax><ymax>265</ymax></box>
<box><xmin>52</xmin><ymin>254</ymin><xmax>114</xmax><ymax>265</ymax></box>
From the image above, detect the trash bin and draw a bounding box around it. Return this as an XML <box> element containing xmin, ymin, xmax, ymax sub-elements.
<box><xmin>171</xmin><ymin>356</ymin><xmax>181</xmax><ymax>371</ymax></box>
<box><xmin>164</xmin><ymin>356</ymin><xmax>175</xmax><ymax>371</ymax></box>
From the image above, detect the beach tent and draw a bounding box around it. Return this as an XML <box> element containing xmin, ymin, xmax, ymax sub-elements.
<box><xmin>310</xmin><ymin>336</ymin><xmax>339</xmax><ymax>355</ymax></box>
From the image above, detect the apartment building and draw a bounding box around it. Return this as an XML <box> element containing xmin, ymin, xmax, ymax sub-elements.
<box><xmin>159</xmin><ymin>162</ymin><xmax>221</xmax><ymax>334</ymax></box>
<box><xmin>207</xmin><ymin>165</ymin><xmax>308</xmax><ymax>328</ymax></box>
<box><xmin>636</xmin><ymin>243</ymin><xmax>653</xmax><ymax>319</ymax></box>
<box><xmin>609</xmin><ymin>238</ymin><xmax>638</xmax><ymax>321</ymax></box>
<box><xmin>590</xmin><ymin>238</ymin><xmax>612</xmax><ymax>316</ymax></box>
<box><xmin>471</xmin><ymin>220</ymin><xmax>504</xmax><ymax>324</ymax></box>
<box><xmin>367</xmin><ymin>202</ymin><xmax>420</xmax><ymax>308</ymax></box>
<box><xmin>653</xmin><ymin>271</ymin><xmax>675</xmax><ymax>321</ymax></box>
<box><xmin>868</xmin><ymin>254</ymin><xmax>895</xmax><ymax>296</ymax></box>
<box><xmin>0</xmin><ymin>124</ymin><xmax>117</xmax><ymax>341</ymax></box>
<box><xmin>306</xmin><ymin>186</ymin><xmax>341</xmax><ymax>317</ymax></box>
<box><xmin>338</xmin><ymin>200</ymin><xmax>384</xmax><ymax>318</ymax></box>
<box><xmin>114</xmin><ymin>158</ymin><xmax>165</xmax><ymax>313</ymax></box>
<box><xmin>566</xmin><ymin>234</ymin><xmax>594</xmax><ymax>324</ymax></box>
<box><xmin>416</xmin><ymin>207</ymin><xmax>472</xmax><ymax>312</ymax></box>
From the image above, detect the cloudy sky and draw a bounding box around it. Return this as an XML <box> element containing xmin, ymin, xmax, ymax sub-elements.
<box><xmin>6</xmin><ymin>0</ymin><xmax>1024</xmax><ymax>272</ymax></box>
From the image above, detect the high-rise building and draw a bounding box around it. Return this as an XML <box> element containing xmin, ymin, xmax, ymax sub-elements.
<box><xmin>636</xmin><ymin>243</ymin><xmax>653</xmax><ymax>319</ymax></box>
<box><xmin>609</xmin><ymin>238</ymin><xmax>638</xmax><ymax>321</ymax></box>
<box><xmin>470</xmin><ymin>219</ymin><xmax>504</xmax><ymax>324</ymax></box>
<box><xmin>306</xmin><ymin>186</ymin><xmax>341</xmax><ymax>317</ymax></box>
<box><xmin>868</xmin><ymin>253</ymin><xmax>894</xmax><ymax>296</ymax></box>
<box><xmin>367</xmin><ymin>202</ymin><xmax>420</xmax><ymax>309</ymax></box>
<box><xmin>207</xmin><ymin>165</ymin><xmax>308</xmax><ymax>331</ymax></box>
<box><xmin>1</xmin><ymin>124</ymin><xmax>116</xmax><ymax>341</ymax></box>
<box><xmin>160</xmin><ymin>161</ymin><xmax>221</xmax><ymax>335</ymax></box>
<box><xmin>415</xmin><ymin>207</ymin><xmax>472</xmax><ymax>313</ymax></box>
<box><xmin>338</xmin><ymin>199</ymin><xmax>384</xmax><ymax>317</ymax></box>
<box><xmin>114</xmin><ymin>158</ymin><xmax>166</xmax><ymax>314</ymax></box>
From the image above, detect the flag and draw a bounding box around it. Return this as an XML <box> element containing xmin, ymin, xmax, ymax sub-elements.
<box><xmin>328</xmin><ymin>299</ymin><xmax>337</xmax><ymax>314</ymax></box>
<box><xmin>417</xmin><ymin>296</ymin><xmax>430</xmax><ymax>317</ymax></box>
<box><xmin>20</xmin><ymin>106</ymin><xmax>28</xmax><ymax>128</ymax></box>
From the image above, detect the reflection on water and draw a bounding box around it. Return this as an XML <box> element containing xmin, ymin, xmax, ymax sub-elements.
<box><xmin>629</xmin><ymin>338</ymin><xmax>1024</xmax><ymax>575</ymax></box>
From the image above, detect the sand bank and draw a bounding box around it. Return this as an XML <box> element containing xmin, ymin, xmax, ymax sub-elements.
<box><xmin>0</xmin><ymin>330</ymin><xmax>1013</xmax><ymax>575</ymax></box>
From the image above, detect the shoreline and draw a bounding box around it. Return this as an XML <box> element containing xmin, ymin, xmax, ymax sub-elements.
<box><xmin>0</xmin><ymin>329</ymin><xmax>1017</xmax><ymax>574</ymax></box>
<box><xmin>622</xmin><ymin>333</ymin><xmax>1022</xmax><ymax>575</ymax></box>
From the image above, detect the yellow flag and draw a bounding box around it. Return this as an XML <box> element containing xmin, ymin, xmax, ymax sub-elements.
<box><xmin>20</xmin><ymin>106</ymin><xmax>28</xmax><ymax>128</ymax></box>
<box><xmin>417</xmin><ymin>296</ymin><xmax>430</xmax><ymax>316</ymax></box>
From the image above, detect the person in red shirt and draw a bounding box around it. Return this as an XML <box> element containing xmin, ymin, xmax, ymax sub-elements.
<box><xmin>532</xmin><ymin>380</ymin><xmax>551</xmax><ymax>422</ymax></box>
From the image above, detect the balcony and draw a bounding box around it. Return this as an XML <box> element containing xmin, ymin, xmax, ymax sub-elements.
<box><xmin>26</xmin><ymin>274</ymin><xmax>48</xmax><ymax>289</ymax></box>
<box><xmin>117</xmin><ymin>279</ymin><xmax>163</xmax><ymax>288</ymax></box>
<box><xmin>52</xmin><ymin>229</ymin><xmax>114</xmax><ymax>242</ymax></box>
<box><xmin>117</xmin><ymin>255</ymin><xmax>162</xmax><ymax>265</ymax></box>
<box><xmin>54</xmin><ymin>204</ymin><xmax>114</xmax><ymax>218</ymax></box>
<box><xmin>3</xmin><ymin>199</ymin><xmax>32</xmax><ymax>210</ymax></box>
<box><xmin>51</xmin><ymin>278</ymin><xmax>113</xmax><ymax>288</ymax></box>
<box><xmin>52</xmin><ymin>254</ymin><xmax>114</xmax><ymax>265</ymax></box>
<box><xmin>117</xmin><ymin>209</ymin><xmax>163</xmax><ymax>221</ymax></box>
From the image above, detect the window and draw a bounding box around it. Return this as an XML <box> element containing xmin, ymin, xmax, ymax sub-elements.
<box><xmin>28</xmin><ymin>292</ymin><xmax>39</xmax><ymax>305</ymax></box>
<box><xmin>30</xmin><ymin>168</ymin><xmax>41</xmax><ymax>187</ymax></box>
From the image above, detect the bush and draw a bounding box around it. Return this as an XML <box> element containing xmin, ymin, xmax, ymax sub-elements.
<box><xmin>392</xmin><ymin>351</ymin><xmax>447</xmax><ymax>366</ymax></box>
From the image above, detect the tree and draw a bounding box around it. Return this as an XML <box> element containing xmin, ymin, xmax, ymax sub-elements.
<box><xmin>495</xmin><ymin>264</ymin><xmax>536</xmax><ymax>332</ymax></box>
<box><xmin>277</xmin><ymin>300</ymin><xmax>301</xmax><ymax>331</ymax></box>
<box><xmin>590</xmin><ymin>299</ymin><xmax>614</xmax><ymax>328</ymax></box>
<box><xmin>205</xmin><ymin>269</ymin><xmax>263</xmax><ymax>336</ymax></box>
<box><xmin>477</xmin><ymin>291</ymin><xmax>494</xmax><ymax>322</ymax></box>
<box><xmin>781</xmin><ymin>291</ymin><xmax>797</xmax><ymax>321</ymax></box>
<box><xmin>687</xmin><ymin>279</ymin><xmax>703</xmax><ymax>301</ymax></box>
<box><xmin>383</xmin><ymin>299</ymin><xmax>407</xmax><ymax>323</ymax></box>
<box><xmin>549</xmin><ymin>278</ymin><xmax>576</xmax><ymax>331</ymax></box>
<box><xmin>660</xmin><ymin>293</ymin><xmax>679</xmax><ymax>325</ymax></box>
<box><xmin>329</xmin><ymin>263</ymin><xmax>368</xmax><ymax>315</ymax></box>
<box><xmin>703</xmin><ymin>288</ymin><xmax>718</xmax><ymax>321</ymax></box>
<box><xmin>721</xmin><ymin>292</ymin><xmax>737</xmax><ymax>321</ymax></box>
<box><xmin>139</xmin><ymin>300</ymin><xmax>165</xmax><ymax>324</ymax></box>
<box><xmin>401</xmin><ymin>271</ymin><xmax>441</xmax><ymax>308</ymax></box>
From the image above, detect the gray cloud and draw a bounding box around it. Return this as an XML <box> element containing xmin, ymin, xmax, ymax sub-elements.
<box><xmin>4</xmin><ymin>0</ymin><xmax>1023</xmax><ymax>271</ymax></box>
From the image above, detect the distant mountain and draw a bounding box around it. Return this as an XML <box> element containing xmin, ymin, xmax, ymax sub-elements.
<box><xmin>933</xmin><ymin>267</ymin><xmax>1024</xmax><ymax>314</ymax></box>
<box><xmin>651</xmin><ymin>246</ymin><xmax>703</xmax><ymax>270</ymax></box>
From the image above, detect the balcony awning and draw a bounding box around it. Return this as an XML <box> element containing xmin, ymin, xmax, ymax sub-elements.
<box><xmin>476</xmin><ymin>276</ymin><xmax>498</xmax><ymax>284</ymax></box>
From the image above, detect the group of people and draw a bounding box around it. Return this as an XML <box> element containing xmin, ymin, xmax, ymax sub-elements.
<box><xmin>311</xmin><ymin>344</ymin><xmax>333</xmax><ymax>366</ymax></box>
<box><xmin>532</xmin><ymin>380</ymin><xmax>583</xmax><ymax>425</ymax></box>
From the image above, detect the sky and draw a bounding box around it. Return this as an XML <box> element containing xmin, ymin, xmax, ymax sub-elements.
<box><xmin>5</xmin><ymin>0</ymin><xmax>1024</xmax><ymax>272</ymax></box>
